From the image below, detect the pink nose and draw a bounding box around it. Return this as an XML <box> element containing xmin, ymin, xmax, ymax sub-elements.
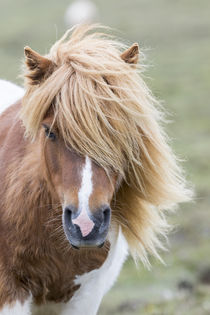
<box><xmin>63</xmin><ymin>205</ymin><xmax>111</xmax><ymax>248</ymax></box>
<box><xmin>72</xmin><ymin>210</ymin><xmax>94</xmax><ymax>237</ymax></box>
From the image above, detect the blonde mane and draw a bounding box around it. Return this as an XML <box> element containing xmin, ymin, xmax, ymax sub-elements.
<box><xmin>21</xmin><ymin>25</ymin><xmax>192</xmax><ymax>265</ymax></box>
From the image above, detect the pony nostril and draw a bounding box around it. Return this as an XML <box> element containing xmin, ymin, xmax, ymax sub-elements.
<box><xmin>65</xmin><ymin>207</ymin><xmax>72</xmax><ymax>218</ymax></box>
<box><xmin>97</xmin><ymin>206</ymin><xmax>111</xmax><ymax>235</ymax></box>
<box><xmin>64</xmin><ymin>205</ymin><xmax>76</xmax><ymax>225</ymax></box>
<box><xmin>102</xmin><ymin>207</ymin><xmax>111</xmax><ymax>225</ymax></box>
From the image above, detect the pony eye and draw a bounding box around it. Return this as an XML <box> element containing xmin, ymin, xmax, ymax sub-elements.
<box><xmin>43</xmin><ymin>124</ymin><xmax>56</xmax><ymax>141</ymax></box>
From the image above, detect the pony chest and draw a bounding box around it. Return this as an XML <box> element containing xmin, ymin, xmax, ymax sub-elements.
<box><xmin>17</xmin><ymin>246</ymin><xmax>110</xmax><ymax>305</ymax></box>
<box><xmin>32</xmin><ymin>230</ymin><xmax>128</xmax><ymax>315</ymax></box>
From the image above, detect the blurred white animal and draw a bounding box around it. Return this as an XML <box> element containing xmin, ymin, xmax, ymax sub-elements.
<box><xmin>64</xmin><ymin>0</ymin><xmax>98</xmax><ymax>27</ymax></box>
<box><xmin>0</xmin><ymin>80</ymin><xmax>24</xmax><ymax>114</ymax></box>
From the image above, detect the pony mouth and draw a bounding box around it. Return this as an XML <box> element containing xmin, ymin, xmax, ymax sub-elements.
<box><xmin>63</xmin><ymin>223</ymin><xmax>108</xmax><ymax>249</ymax></box>
<box><xmin>71</xmin><ymin>241</ymin><xmax>105</xmax><ymax>250</ymax></box>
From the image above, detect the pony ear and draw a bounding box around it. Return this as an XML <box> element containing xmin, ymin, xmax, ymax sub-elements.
<box><xmin>121</xmin><ymin>43</ymin><xmax>139</xmax><ymax>65</ymax></box>
<box><xmin>24</xmin><ymin>46</ymin><xmax>54</xmax><ymax>85</ymax></box>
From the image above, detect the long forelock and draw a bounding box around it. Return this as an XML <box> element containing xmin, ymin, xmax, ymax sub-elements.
<box><xmin>22</xmin><ymin>25</ymin><xmax>149</xmax><ymax>180</ymax></box>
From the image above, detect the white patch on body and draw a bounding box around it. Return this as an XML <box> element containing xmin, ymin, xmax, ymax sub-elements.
<box><xmin>60</xmin><ymin>227</ymin><xmax>128</xmax><ymax>315</ymax></box>
<box><xmin>0</xmin><ymin>80</ymin><xmax>24</xmax><ymax>115</ymax></box>
<box><xmin>72</xmin><ymin>156</ymin><xmax>95</xmax><ymax>237</ymax></box>
<box><xmin>0</xmin><ymin>298</ymin><xmax>32</xmax><ymax>315</ymax></box>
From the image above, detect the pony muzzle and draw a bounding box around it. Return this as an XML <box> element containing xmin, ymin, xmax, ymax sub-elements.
<box><xmin>63</xmin><ymin>205</ymin><xmax>111</xmax><ymax>248</ymax></box>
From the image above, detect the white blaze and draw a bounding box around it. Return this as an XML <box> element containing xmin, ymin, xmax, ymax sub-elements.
<box><xmin>72</xmin><ymin>156</ymin><xmax>94</xmax><ymax>237</ymax></box>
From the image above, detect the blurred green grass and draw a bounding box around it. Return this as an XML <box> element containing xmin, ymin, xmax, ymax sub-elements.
<box><xmin>0</xmin><ymin>0</ymin><xmax>210</xmax><ymax>314</ymax></box>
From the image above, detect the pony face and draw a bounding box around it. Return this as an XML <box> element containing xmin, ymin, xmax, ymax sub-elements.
<box><xmin>41</xmin><ymin>117</ymin><xmax>119</xmax><ymax>248</ymax></box>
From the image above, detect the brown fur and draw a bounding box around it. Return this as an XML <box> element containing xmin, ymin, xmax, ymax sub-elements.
<box><xmin>24</xmin><ymin>47</ymin><xmax>55</xmax><ymax>85</ymax></box>
<box><xmin>0</xmin><ymin>102</ymin><xmax>110</xmax><ymax>308</ymax></box>
<box><xmin>120</xmin><ymin>43</ymin><xmax>139</xmax><ymax>64</ymax></box>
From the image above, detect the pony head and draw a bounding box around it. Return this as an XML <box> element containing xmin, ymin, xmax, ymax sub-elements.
<box><xmin>21</xmin><ymin>25</ymin><xmax>191</xmax><ymax>264</ymax></box>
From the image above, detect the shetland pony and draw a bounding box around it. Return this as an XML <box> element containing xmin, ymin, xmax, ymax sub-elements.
<box><xmin>0</xmin><ymin>25</ymin><xmax>191</xmax><ymax>315</ymax></box>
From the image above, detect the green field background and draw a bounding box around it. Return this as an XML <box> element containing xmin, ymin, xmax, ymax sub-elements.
<box><xmin>0</xmin><ymin>1</ymin><xmax>210</xmax><ymax>314</ymax></box>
